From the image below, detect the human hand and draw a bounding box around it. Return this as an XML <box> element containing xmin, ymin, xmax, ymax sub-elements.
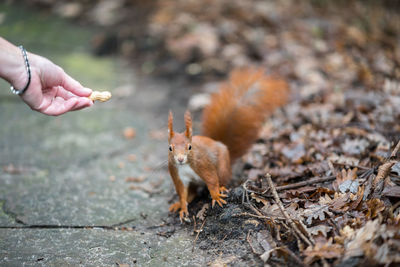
<box><xmin>15</xmin><ymin>53</ymin><xmax>94</xmax><ymax>116</ymax></box>
<box><xmin>0</xmin><ymin>37</ymin><xmax>93</xmax><ymax>116</ymax></box>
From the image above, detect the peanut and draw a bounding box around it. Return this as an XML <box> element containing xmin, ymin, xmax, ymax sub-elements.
<box><xmin>89</xmin><ymin>91</ymin><xmax>112</xmax><ymax>102</ymax></box>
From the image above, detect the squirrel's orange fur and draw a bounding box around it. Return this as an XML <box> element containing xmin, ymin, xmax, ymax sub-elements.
<box><xmin>168</xmin><ymin>67</ymin><xmax>288</xmax><ymax>222</ymax></box>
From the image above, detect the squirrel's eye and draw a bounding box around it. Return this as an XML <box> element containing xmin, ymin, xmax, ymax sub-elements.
<box><xmin>169</xmin><ymin>145</ymin><xmax>173</xmax><ymax>152</ymax></box>
<box><xmin>188</xmin><ymin>145</ymin><xmax>192</xmax><ymax>150</ymax></box>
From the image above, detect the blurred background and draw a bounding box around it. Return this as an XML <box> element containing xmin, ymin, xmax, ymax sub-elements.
<box><xmin>2</xmin><ymin>0</ymin><xmax>400</xmax><ymax>83</ymax></box>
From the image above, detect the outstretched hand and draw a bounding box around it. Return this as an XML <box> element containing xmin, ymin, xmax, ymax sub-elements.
<box><xmin>18</xmin><ymin>54</ymin><xmax>93</xmax><ymax>116</ymax></box>
<box><xmin>0</xmin><ymin>37</ymin><xmax>93</xmax><ymax>116</ymax></box>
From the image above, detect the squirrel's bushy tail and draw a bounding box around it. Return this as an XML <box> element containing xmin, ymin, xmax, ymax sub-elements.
<box><xmin>202</xmin><ymin>67</ymin><xmax>289</xmax><ymax>162</ymax></box>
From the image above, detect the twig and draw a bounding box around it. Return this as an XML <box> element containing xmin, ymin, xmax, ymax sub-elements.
<box><xmin>192</xmin><ymin>217</ymin><xmax>206</xmax><ymax>252</ymax></box>
<box><xmin>247</xmin><ymin>202</ymin><xmax>264</xmax><ymax>217</ymax></box>
<box><xmin>265</xmin><ymin>173</ymin><xmax>314</xmax><ymax>247</ymax></box>
<box><xmin>219</xmin><ymin>234</ymin><xmax>228</xmax><ymax>243</ymax></box>
<box><xmin>243</xmin><ymin>180</ymin><xmax>265</xmax><ymax>195</ymax></box>
<box><xmin>233</xmin><ymin>212</ymin><xmax>289</xmax><ymax>232</ymax></box>
<box><xmin>271</xmin><ymin>169</ymin><xmax>369</xmax><ymax>193</ymax></box>
<box><xmin>331</xmin><ymin>162</ymin><xmax>370</xmax><ymax>171</ymax></box>
<box><xmin>192</xmin><ymin>215</ymin><xmax>197</xmax><ymax>234</ymax></box>
<box><xmin>246</xmin><ymin>230</ymin><xmax>258</xmax><ymax>254</ymax></box>
<box><xmin>243</xmin><ymin>186</ymin><xmax>265</xmax><ymax>218</ymax></box>
<box><xmin>232</xmin><ymin>212</ymin><xmax>282</xmax><ymax>220</ymax></box>
<box><xmin>273</xmin><ymin>175</ymin><xmax>336</xmax><ymax>192</ymax></box>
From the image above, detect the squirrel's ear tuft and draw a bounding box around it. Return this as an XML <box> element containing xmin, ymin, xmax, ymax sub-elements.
<box><xmin>184</xmin><ymin>110</ymin><xmax>192</xmax><ymax>139</ymax></box>
<box><xmin>168</xmin><ymin>111</ymin><xmax>174</xmax><ymax>141</ymax></box>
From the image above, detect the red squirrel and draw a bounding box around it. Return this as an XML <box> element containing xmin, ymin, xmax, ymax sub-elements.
<box><xmin>168</xmin><ymin>67</ymin><xmax>289</xmax><ymax>221</ymax></box>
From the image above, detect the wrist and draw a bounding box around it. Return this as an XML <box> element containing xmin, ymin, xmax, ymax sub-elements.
<box><xmin>0</xmin><ymin>38</ymin><xmax>30</xmax><ymax>90</ymax></box>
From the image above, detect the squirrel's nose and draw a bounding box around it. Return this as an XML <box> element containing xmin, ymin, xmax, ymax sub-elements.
<box><xmin>178</xmin><ymin>157</ymin><xmax>184</xmax><ymax>163</ymax></box>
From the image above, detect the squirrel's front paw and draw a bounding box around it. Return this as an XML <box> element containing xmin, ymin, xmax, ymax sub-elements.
<box><xmin>169</xmin><ymin>202</ymin><xmax>189</xmax><ymax>222</ymax></box>
<box><xmin>169</xmin><ymin>202</ymin><xmax>181</xmax><ymax>213</ymax></box>
<box><xmin>211</xmin><ymin>186</ymin><xmax>229</xmax><ymax>207</ymax></box>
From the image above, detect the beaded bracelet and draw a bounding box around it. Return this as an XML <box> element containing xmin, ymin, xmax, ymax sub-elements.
<box><xmin>10</xmin><ymin>45</ymin><xmax>31</xmax><ymax>95</ymax></box>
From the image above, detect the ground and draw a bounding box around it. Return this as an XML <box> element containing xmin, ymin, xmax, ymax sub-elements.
<box><xmin>1</xmin><ymin>1</ymin><xmax>400</xmax><ymax>266</ymax></box>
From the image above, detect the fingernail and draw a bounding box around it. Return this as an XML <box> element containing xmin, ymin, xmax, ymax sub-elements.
<box><xmin>83</xmin><ymin>87</ymin><xmax>92</xmax><ymax>95</ymax></box>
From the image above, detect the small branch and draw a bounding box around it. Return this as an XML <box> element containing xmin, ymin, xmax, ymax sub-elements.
<box><xmin>219</xmin><ymin>234</ymin><xmax>228</xmax><ymax>243</ymax></box>
<box><xmin>242</xmin><ymin>186</ymin><xmax>266</xmax><ymax>218</ymax></box>
<box><xmin>331</xmin><ymin>162</ymin><xmax>370</xmax><ymax>171</ymax></box>
<box><xmin>192</xmin><ymin>217</ymin><xmax>206</xmax><ymax>252</ymax></box>
<box><xmin>265</xmin><ymin>173</ymin><xmax>314</xmax><ymax>247</ymax></box>
<box><xmin>246</xmin><ymin>230</ymin><xmax>258</xmax><ymax>254</ymax></box>
<box><xmin>231</xmin><ymin>212</ymin><xmax>283</xmax><ymax>220</ymax></box>
<box><xmin>271</xmin><ymin>169</ymin><xmax>369</xmax><ymax>193</ymax></box>
<box><xmin>273</xmin><ymin>175</ymin><xmax>336</xmax><ymax>192</ymax></box>
<box><xmin>243</xmin><ymin>180</ymin><xmax>264</xmax><ymax>195</ymax></box>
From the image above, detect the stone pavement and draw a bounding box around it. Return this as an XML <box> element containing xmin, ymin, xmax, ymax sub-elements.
<box><xmin>0</xmin><ymin>4</ymin><xmax>205</xmax><ymax>266</ymax></box>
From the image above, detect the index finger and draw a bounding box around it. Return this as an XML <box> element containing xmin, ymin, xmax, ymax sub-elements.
<box><xmin>61</xmin><ymin>72</ymin><xmax>92</xmax><ymax>97</ymax></box>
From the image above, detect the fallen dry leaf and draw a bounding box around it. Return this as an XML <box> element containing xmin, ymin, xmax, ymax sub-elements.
<box><xmin>307</xmin><ymin>224</ymin><xmax>332</xmax><ymax>238</ymax></box>
<box><xmin>123</xmin><ymin>127</ymin><xmax>136</xmax><ymax>139</ymax></box>
<box><xmin>2</xmin><ymin>164</ymin><xmax>22</xmax><ymax>174</ymax></box>
<box><xmin>303</xmin><ymin>203</ymin><xmax>333</xmax><ymax>225</ymax></box>
<box><xmin>196</xmin><ymin>203</ymin><xmax>209</xmax><ymax>221</ymax></box>
<box><xmin>382</xmin><ymin>185</ymin><xmax>400</xmax><ymax>198</ymax></box>
<box><xmin>127</xmin><ymin>154</ymin><xmax>137</xmax><ymax>162</ymax></box>
<box><xmin>365</xmin><ymin>199</ymin><xmax>385</xmax><ymax>219</ymax></box>
<box><xmin>125</xmin><ymin>176</ymin><xmax>146</xmax><ymax>183</ymax></box>
<box><xmin>304</xmin><ymin>238</ymin><xmax>344</xmax><ymax>264</ymax></box>
<box><xmin>333</xmin><ymin>168</ymin><xmax>359</xmax><ymax>194</ymax></box>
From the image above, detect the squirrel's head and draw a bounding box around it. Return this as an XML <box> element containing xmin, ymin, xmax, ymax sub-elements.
<box><xmin>168</xmin><ymin>110</ymin><xmax>193</xmax><ymax>165</ymax></box>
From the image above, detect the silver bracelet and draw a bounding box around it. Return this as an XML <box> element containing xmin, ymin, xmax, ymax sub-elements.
<box><xmin>10</xmin><ymin>45</ymin><xmax>31</xmax><ymax>95</ymax></box>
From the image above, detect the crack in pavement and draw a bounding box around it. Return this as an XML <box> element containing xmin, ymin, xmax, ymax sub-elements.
<box><xmin>0</xmin><ymin>199</ymin><xmax>26</xmax><ymax>225</ymax></box>
<box><xmin>0</xmin><ymin>224</ymin><xmax>134</xmax><ymax>230</ymax></box>
<box><xmin>0</xmin><ymin>218</ymin><xmax>177</xmax><ymax>239</ymax></box>
<box><xmin>0</xmin><ymin>215</ymin><xmax>138</xmax><ymax>230</ymax></box>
